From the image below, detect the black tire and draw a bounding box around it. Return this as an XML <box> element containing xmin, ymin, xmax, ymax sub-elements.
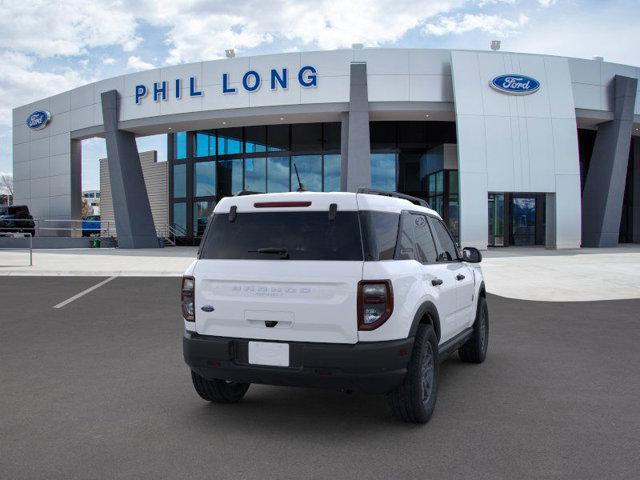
<box><xmin>459</xmin><ymin>296</ymin><xmax>489</xmax><ymax>364</ymax></box>
<box><xmin>190</xmin><ymin>370</ymin><xmax>250</xmax><ymax>403</ymax></box>
<box><xmin>387</xmin><ymin>324</ymin><xmax>438</xmax><ymax>424</ymax></box>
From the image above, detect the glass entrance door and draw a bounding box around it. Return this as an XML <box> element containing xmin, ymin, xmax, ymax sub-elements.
<box><xmin>510</xmin><ymin>196</ymin><xmax>537</xmax><ymax>246</ymax></box>
<box><xmin>488</xmin><ymin>193</ymin><xmax>505</xmax><ymax>246</ymax></box>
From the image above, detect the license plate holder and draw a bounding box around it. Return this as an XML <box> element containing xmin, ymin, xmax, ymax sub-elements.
<box><xmin>248</xmin><ymin>341</ymin><xmax>289</xmax><ymax>367</ymax></box>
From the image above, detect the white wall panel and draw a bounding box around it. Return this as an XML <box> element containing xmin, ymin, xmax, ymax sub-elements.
<box><xmin>409</xmin><ymin>75</ymin><xmax>453</xmax><ymax>102</ymax></box>
<box><xmin>368</xmin><ymin>75</ymin><xmax>410</xmax><ymax>102</ymax></box>
<box><xmin>354</xmin><ymin>49</ymin><xmax>410</xmax><ymax>75</ymax></box>
<box><xmin>301</xmin><ymin>50</ymin><xmax>353</xmax><ymax>76</ymax></box>
<box><xmin>69</xmin><ymin>84</ymin><xmax>94</xmax><ymax>110</ymax></box>
<box><xmin>569</xmin><ymin>58</ymin><xmax>601</xmax><ymax>85</ymax></box>
<box><xmin>29</xmin><ymin>137</ymin><xmax>50</xmax><ymax>160</ymax></box>
<box><xmin>49</xmin><ymin>154</ymin><xmax>71</xmax><ymax>177</ymax></box>
<box><xmin>301</xmin><ymin>76</ymin><xmax>349</xmax><ymax>104</ymax></box>
<box><xmin>202</xmin><ymin>57</ymin><xmax>250</xmax><ymax>87</ymax></box>
<box><xmin>29</xmin><ymin>177</ymin><xmax>50</xmax><ymax>199</ymax></box>
<box><xmin>70</xmin><ymin>104</ymin><xmax>97</xmax><ymax>130</ymax></box>
<box><xmin>484</xmin><ymin>116</ymin><xmax>515</xmax><ymax>190</ymax></box>
<box><xmin>526</xmin><ymin>117</ymin><xmax>556</xmax><ymax>192</ymax></box>
<box><xmin>48</xmin><ymin>110</ymin><xmax>70</xmax><ymax>136</ymax></box>
<box><xmin>49</xmin><ymin>174</ymin><xmax>71</xmax><ymax>196</ymax></box>
<box><xmin>29</xmin><ymin>196</ymin><xmax>50</xmax><ymax>218</ymax></box>
<box><xmin>409</xmin><ymin>50</ymin><xmax>451</xmax><ymax>75</ymax></box>
<box><xmin>13</xmin><ymin>142</ymin><xmax>29</xmax><ymax>164</ymax></box>
<box><xmin>13</xmin><ymin>123</ymin><xmax>29</xmax><ymax>144</ymax></box>
<box><xmin>49</xmin><ymin>92</ymin><xmax>71</xmax><ymax>115</ymax></box>
<box><xmin>50</xmin><ymin>133</ymin><xmax>70</xmax><ymax>156</ymax></box>
<box><xmin>29</xmin><ymin>157</ymin><xmax>50</xmax><ymax>179</ymax></box>
<box><xmin>572</xmin><ymin>83</ymin><xmax>601</xmax><ymax>110</ymax></box>
<box><xmin>93</xmin><ymin>76</ymin><xmax>125</xmax><ymax>104</ymax></box>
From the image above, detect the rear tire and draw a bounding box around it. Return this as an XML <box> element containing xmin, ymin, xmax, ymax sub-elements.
<box><xmin>458</xmin><ymin>296</ymin><xmax>489</xmax><ymax>364</ymax></box>
<box><xmin>387</xmin><ymin>324</ymin><xmax>438</xmax><ymax>424</ymax></box>
<box><xmin>190</xmin><ymin>370</ymin><xmax>250</xmax><ymax>403</ymax></box>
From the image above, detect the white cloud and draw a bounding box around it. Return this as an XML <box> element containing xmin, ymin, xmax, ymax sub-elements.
<box><xmin>538</xmin><ymin>0</ymin><xmax>557</xmax><ymax>7</ymax></box>
<box><xmin>102</xmin><ymin>57</ymin><xmax>116</xmax><ymax>65</ymax></box>
<box><xmin>424</xmin><ymin>13</ymin><xmax>529</xmax><ymax>36</ymax></box>
<box><xmin>0</xmin><ymin>51</ymin><xmax>86</xmax><ymax>125</ymax></box>
<box><xmin>0</xmin><ymin>0</ymin><xmax>141</xmax><ymax>57</ymax></box>
<box><xmin>126</xmin><ymin>55</ymin><xmax>156</xmax><ymax>72</ymax></box>
<box><xmin>134</xmin><ymin>0</ymin><xmax>465</xmax><ymax>64</ymax></box>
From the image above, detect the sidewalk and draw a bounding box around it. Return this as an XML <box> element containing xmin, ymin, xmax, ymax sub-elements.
<box><xmin>0</xmin><ymin>247</ymin><xmax>198</xmax><ymax>277</ymax></box>
<box><xmin>1</xmin><ymin>245</ymin><xmax>639</xmax><ymax>301</ymax></box>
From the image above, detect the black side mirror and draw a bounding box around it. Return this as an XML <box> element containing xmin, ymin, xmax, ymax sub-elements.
<box><xmin>462</xmin><ymin>247</ymin><xmax>482</xmax><ymax>263</ymax></box>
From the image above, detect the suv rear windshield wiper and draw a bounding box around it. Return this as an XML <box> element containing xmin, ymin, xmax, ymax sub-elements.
<box><xmin>248</xmin><ymin>247</ymin><xmax>290</xmax><ymax>259</ymax></box>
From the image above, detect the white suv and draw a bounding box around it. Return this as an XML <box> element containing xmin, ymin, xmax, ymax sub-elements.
<box><xmin>182</xmin><ymin>189</ymin><xmax>488</xmax><ymax>423</ymax></box>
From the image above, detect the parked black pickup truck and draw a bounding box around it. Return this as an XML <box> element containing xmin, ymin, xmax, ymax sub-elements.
<box><xmin>0</xmin><ymin>205</ymin><xmax>36</xmax><ymax>236</ymax></box>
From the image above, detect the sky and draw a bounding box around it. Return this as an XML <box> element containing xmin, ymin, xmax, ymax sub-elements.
<box><xmin>0</xmin><ymin>0</ymin><xmax>639</xmax><ymax>192</ymax></box>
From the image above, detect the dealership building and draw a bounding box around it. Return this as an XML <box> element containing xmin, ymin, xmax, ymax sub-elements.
<box><xmin>11</xmin><ymin>48</ymin><xmax>640</xmax><ymax>249</ymax></box>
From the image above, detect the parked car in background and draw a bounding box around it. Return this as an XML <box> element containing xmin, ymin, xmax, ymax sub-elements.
<box><xmin>0</xmin><ymin>205</ymin><xmax>35</xmax><ymax>236</ymax></box>
<box><xmin>82</xmin><ymin>215</ymin><xmax>101</xmax><ymax>237</ymax></box>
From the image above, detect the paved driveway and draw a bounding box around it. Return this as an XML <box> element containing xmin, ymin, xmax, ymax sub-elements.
<box><xmin>1</xmin><ymin>277</ymin><xmax>639</xmax><ymax>479</ymax></box>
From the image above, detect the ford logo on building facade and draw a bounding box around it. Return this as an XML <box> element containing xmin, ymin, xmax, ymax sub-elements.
<box><xmin>490</xmin><ymin>74</ymin><xmax>540</xmax><ymax>95</ymax></box>
<box><xmin>26</xmin><ymin>110</ymin><xmax>51</xmax><ymax>130</ymax></box>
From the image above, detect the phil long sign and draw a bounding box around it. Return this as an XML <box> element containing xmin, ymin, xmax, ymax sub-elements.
<box><xmin>135</xmin><ymin>66</ymin><xmax>318</xmax><ymax>105</ymax></box>
<box><xmin>490</xmin><ymin>74</ymin><xmax>540</xmax><ymax>95</ymax></box>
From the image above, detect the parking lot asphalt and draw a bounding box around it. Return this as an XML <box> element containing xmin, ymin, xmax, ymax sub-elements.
<box><xmin>1</xmin><ymin>277</ymin><xmax>640</xmax><ymax>480</ymax></box>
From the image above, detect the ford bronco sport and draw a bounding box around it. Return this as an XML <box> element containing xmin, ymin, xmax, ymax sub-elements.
<box><xmin>182</xmin><ymin>189</ymin><xmax>488</xmax><ymax>423</ymax></box>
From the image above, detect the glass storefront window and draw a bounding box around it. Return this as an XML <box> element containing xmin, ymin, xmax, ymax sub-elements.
<box><xmin>217</xmin><ymin>128</ymin><xmax>243</xmax><ymax>155</ymax></box>
<box><xmin>217</xmin><ymin>159</ymin><xmax>243</xmax><ymax>196</ymax></box>
<box><xmin>267</xmin><ymin>157</ymin><xmax>290</xmax><ymax>192</ymax></box>
<box><xmin>291</xmin><ymin>155</ymin><xmax>322</xmax><ymax>191</ymax></box>
<box><xmin>267</xmin><ymin>124</ymin><xmax>289</xmax><ymax>152</ymax></box>
<box><xmin>292</xmin><ymin>124</ymin><xmax>322</xmax><ymax>151</ymax></box>
<box><xmin>245</xmin><ymin>157</ymin><xmax>267</xmax><ymax>192</ymax></box>
<box><xmin>195</xmin><ymin>131</ymin><xmax>215</xmax><ymax>157</ymax></box>
<box><xmin>194</xmin><ymin>161</ymin><xmax>215</xmax><ymax>197</ymax></box>
<box><xmin>173</xmin><ymin>202</ymin><xmax>187</xmax><ymax>234</ymax></box>
<box><xmin>173</xmin><ymin>163</ymin><xmax>186</xmax><ymax>198</ymax></box>
<box><xmin>194</xmin><ymin>200</ymin><xmax>215</xmax><ymax>237</ymax></box>
<box><xmin>245</xmin><ymin>126</ymin><xmax>267</xmax><ymax>153</ymax></box>
<box><xmin>323</xmin><ymin>154</ymin><xmax>341</xmax><ymax>192</ymax></box>
<box><xmin>174</xmin><ymin>131</ymin><xmax>187</xmax><ymax>160</ymax></box>
<box><xmin>323</xmin><ymin>123</ymin><xmax>341</xmax><ymax>151</ymax></box>
<box><xmin>371</xmin><ymin>153</ymin><xmax>397</xmax><ymax>192</ymax></box>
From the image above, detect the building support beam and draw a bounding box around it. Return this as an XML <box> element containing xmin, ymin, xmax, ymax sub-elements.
<box><xmin>101</xmin><ymin>90</ymin><xmax>159</xmax><ymax>248</ymax></box>
<box><xmin>582</xmin><ymin>75</ymin><xmax>638</xmax><ymax>247</ymax></box>
<box><xmin>633</xmin><ymin>138</ymin><xmax>640</xmax><ymax>243</ymax></box>
<box><xmin>340</xmin><ymin>63</ymin><xmax>371</xmax><ymax>192</ymax></box>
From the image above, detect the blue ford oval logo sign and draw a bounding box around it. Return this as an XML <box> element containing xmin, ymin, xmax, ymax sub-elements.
<box><xmin>490</xmin><ymin>74</ymin><xmax>540</xmax><ymax>95</ymax></box>
<box><xmin>26</xmin><ymin>110</ymin><xmax>51</xmax><ymax>130</ymax></box>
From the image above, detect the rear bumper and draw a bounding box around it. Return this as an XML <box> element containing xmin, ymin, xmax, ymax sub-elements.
<box><xmin>183</xmin><ymin>331</ymin><xmax>414</xmax><ymax>394</ymax></box>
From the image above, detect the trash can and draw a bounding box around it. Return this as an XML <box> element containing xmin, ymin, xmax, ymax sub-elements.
<box><xmin>91</xmin><ymin>238</ymin><xmax>101</xmax><ymax>248</ymax></box>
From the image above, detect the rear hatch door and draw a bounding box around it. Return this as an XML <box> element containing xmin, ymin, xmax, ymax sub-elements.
<box><xmin>194</xmin><ymin>193</ymin><xmax>363</xmax><ymax>344</ymax></box>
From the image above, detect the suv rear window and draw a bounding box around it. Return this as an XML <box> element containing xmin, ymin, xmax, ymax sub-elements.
<box><xmin>199</xmin><ymin>211</ymin><xmax>364</xmax><ymax>261</ymax></box>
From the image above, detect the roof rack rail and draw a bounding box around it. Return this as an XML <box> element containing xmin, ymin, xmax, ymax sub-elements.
<box><xmin>234</xmin><ymin>190</ymin><xmax>263</xmax><ymax>196</ymax></box>
<box><xmin>357</xmin><ymin>188</ymin><xmax>431</xmax><ymax>209</ymax></box>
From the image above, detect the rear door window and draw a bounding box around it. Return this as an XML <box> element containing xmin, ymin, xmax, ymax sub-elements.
<box><xmin>429</xmin><ymin>217</ymin><xmax>459</xmax><ymax>262</ymax></box>
<box><xmin>199</xmin><ymin>211</ymin><xmax>363</xmax><ymax>261</ymax></box>
<box><xmin>412</xmin><ymin>214</ymin><xmax>438</xmax><ymax>264</ymax></box>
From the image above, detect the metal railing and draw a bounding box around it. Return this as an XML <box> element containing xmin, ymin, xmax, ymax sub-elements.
<box><xmin>0</xmin><ymin>218</ymin><xmax>115</xmax><ymax>237</ymax></box>
<box><xmin>0</xmin><ymin>232</ymin><xmax>33</xmax><ymax>266</ymax></box>
<box><xmin>156</xmin><ymin>223</ymin><xmax>188</xmax><ymax>246</ymax></box>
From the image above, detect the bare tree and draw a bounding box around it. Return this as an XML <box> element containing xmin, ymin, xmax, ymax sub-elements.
<box><xmin>0</xmin><ymin>173</ymin><xmax>13</xmax><ymax>206</ymax></box>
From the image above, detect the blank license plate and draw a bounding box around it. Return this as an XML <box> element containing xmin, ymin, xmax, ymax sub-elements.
<box><xmin>248</xmin><ymin>341</ymin><xmax>289</xmax><ymax>367</ymax></box>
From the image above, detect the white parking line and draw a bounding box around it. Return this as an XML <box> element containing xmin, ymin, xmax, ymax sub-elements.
<box><xmin>53</xmin><ymin>276</ymin><xmax>117</xmax><ymax>309</ymax></box>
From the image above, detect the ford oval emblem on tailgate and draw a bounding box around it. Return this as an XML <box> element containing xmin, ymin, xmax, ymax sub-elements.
<box><xmin>201</xmin><ymin>305</ymin><xmax>215</xmax><ymax>312</ymax></box>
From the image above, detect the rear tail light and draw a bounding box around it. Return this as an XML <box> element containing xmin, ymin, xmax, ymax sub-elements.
<box><xmin>357</xmin><ymin>280</ymin><xmax>393</xmax><ymax>330</ymax></box>
<box><xmin>181</xmin><ymin>276</ymin><xmax>195</xmax><ymax>322</ymax></box>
